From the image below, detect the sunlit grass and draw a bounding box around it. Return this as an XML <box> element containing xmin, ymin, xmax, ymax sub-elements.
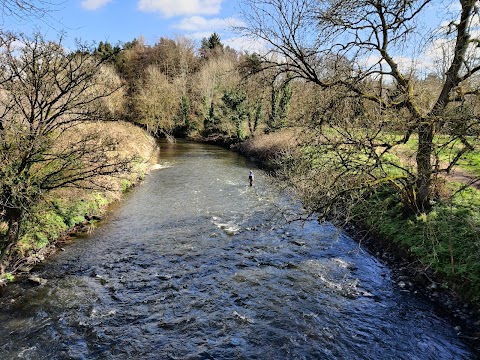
<box><xmin>396</xmin><ymin>134</ymin><xmax>480</xmax><ymax>176</ymax></box>
<box><xmin>356</xmin><ymin>184</ymin><xmax>480</xmax><ymax>302</ymax></box>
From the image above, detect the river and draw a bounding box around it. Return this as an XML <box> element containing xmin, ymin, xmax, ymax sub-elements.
<box><xmin>0</xmin><ymin>140</ymin><xmax>475</xmax><ymax>359</ymax></box>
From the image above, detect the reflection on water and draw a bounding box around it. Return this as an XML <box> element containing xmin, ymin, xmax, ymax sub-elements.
<box><xmin>0</xmin><ymin>140</ymin><xmax>474</xmax><ymax>359</ymax></box>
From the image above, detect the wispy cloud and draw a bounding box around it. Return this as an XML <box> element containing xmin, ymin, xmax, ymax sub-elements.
<box><xmin>224</xmin><ymin>36</ymin><xmax>269</xmax><ymax>54</ymax></box>
<box><xmin>138</xmin><ymin>0</ymin><xmax>223</xmax><ymax>18</ymax></box>
<box><xmin>174</xmin><ymin>16</ymin><xmax>244</xmax><ymax>32</ymax></box>
<box><xmin>81</xmin><ymin>0</ymin><xmax>112</xmax><ymax>11</ymax></box>
<box><xmin>185</xmin><ymin>31</ymin><xmax>215</xmax><ymax>41</ymax></box>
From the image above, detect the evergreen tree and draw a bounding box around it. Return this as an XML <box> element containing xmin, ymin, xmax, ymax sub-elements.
<box><xmin>200</xmin><ymin>33</ymin><xmax>224</xmax><ymax>59</ymax></box>
<box><xmin>221</xmin><ymin>90</ymin><xmax>248</xmax><ymax>140</ymax></box>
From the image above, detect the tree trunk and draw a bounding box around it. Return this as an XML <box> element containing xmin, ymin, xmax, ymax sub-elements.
<box><xmin>414</xmin><ymin>0</ymin><xmax>474</xmax><ymax>214</ymax></box>
<box><xmin>416</xmin><ymin>121</ymin><xmax>434</xmax><ymax>212</ymax></box>
<box><xmin>0</xmin><ymin>207</ymin><xmax>22</xmax><ymax>274</ymax></box>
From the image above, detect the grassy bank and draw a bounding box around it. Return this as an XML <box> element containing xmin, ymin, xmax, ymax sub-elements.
<box><xmin>0</xmin><ymin>121</ymin><xmax>158</xmax><ymax>284</ymax></box>
<box><xmin>355</xmin><ymin>185</ymin><xmax>480</xmax><ymax>302</ymax></box>
<box><xmin>234</xmin><ymin>131</ymin><xmax>480</xmax><ymax>305</ymax></box>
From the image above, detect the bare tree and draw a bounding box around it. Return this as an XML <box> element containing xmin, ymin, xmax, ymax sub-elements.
<box><xmin>133</xmin><ymin>65</ymin><xmax>179</xmax><ymax>136</ymax></box>
<box><xmin>237</xmin><ymin>0</ymin><xmax>480</xmax><ymax>213</ymax></box>
<box><xmin>192</xmin><ymin>54</ymin><xmax>240</xmax><ymax>135</ymax></box>
<box><xmin>0</xmin><ymin>0</ymin><xmax>61</xmax><ymax>27</ymax></box>
<box><xmin>0</xmin><ymin>32</ymin><xmax>132</xmax><ymax>273</ymax></box>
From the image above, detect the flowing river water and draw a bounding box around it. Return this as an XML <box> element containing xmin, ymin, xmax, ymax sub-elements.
<box><xmin>0</xmin><ymin>141</ymin><xmax>476</xmax><ymax>359</ymax></box>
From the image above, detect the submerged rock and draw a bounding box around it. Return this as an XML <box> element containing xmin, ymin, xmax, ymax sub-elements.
<box><xmin>291</xmin><ymin>240</ymin><xmax>306</xmax><ymax>247</ymax></box>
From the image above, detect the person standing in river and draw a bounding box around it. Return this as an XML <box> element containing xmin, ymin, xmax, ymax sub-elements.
<box><xmin>248</xmin><ymin>170</ymin><xmax>254</xmax><ymax>186</ymax></box>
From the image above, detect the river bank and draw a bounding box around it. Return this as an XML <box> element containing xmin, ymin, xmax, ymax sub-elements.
<box><xmin>349</xmin><ymin>223</ymin><xmax>480</xmax><ymax>353</ymax></box>
<box><xmin>232</xmin><ymin>132</ymin><xmax>480</xmax><ymax>353</ymax></box>
<box><xmin>0</xmin><ymin>122</ymin><xmax>159</xmax><ymax>285</ymax></box>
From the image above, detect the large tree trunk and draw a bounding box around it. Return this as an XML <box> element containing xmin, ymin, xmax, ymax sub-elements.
<box><xmin>0</xmin><ymin>207</ymin><xmax>22</xmax><ymax>274</ymax></box>
<box><xmin>416</xmin><ymin>121</ymin><xmax>434</xmax><ymax>212</ymax></box>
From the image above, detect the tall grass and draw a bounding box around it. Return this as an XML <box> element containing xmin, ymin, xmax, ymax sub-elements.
<box><xmin>232</xmin><ymin>128</ymin><xmax>301</xmax><ymax>169</ymax></box>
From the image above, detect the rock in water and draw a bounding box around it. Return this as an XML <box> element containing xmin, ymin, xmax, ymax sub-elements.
<box><xmin>28</xmin><ymin>276</ymin><xmax>47</xmax><ymax>285</ymax></box>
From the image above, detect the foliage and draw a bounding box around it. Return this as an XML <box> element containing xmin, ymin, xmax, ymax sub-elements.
<box><xmin>266</xmin><ymin>73</ymin><xmax>292</xmax><ymax>132</ymax></box>
<box><xmin>355</xmin><ymin>185</ymin><xmax>480</xmax><ymax>302</ymax></box>
<box><xmin>115</xmin><ymin>36</ymin><xmax>199</xmax><ymax>135</ymax></box>
<box><xmin>193</xmin><ymin>53</ymin><xmax>243</xmax><ymax>139</ymax></box>
<box><xmin>18</xmin><ymin>191</ymin><xmax>108</xmax><ymax>253</ymax></box>
<box><xmin>0</xmin><ymin>272</ymin><xmax>14</xmax><ymax>286</ymax></box>
<box><xmin>176</xmin><ymin>95</ymin><xmax>191</xmax><ymax>134</ymax></box>
<box><xmin>248</xmin><ymin>100</ymin><xmax>263</xmax><ymax>136</ymax></box>
<box><xmin>94</xmin><ymin>41</ymin><xmax>122</xmax><ymax>65</ymax></box>
<box><xmin>200</xmin><ymin>32</ymin><xmax>224</xmax><ymax>59</ymax></box>
<box><xmin>0</xmin><ymin>33</ymin><xmax>138</xmax><ymax>273</ymax></box>
<box><xmin>221</xmin><ymin>89</ymin><xmax>248</xmax><ymax>140</ymax></box>
<box><xmin>133</xmin><ymin>66</ymin><xmax>178</xmax><ymax>136</ymax></box>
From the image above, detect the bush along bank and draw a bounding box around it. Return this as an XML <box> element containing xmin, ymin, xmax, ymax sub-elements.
<box><xmin>233</xmin><ymin>132</ymin><xmax>480</xmax><ymax>350</ymax></box>
<box><xmin>0</xmin><ymin>122</ymin><xmax>159</xmax><ymax>286</ymax></box>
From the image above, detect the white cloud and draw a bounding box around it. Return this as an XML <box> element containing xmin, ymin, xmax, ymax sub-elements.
<box><xmin>81</xmin><ymin>0</ymin><xmax>112</xmax><ymax>10</ymax></box>
<box><xmin>359</xmin><ymin>53</ymin><xmax>436</xmax><ymax>78</ymax></box>
<box><xmin>174</xmin><ymin>16</ymin><xmax>244</xmax><ymax>32</ymax></box>
<box><xmin>185</xmin><ymin>31</ymin><xmax>215</xmax><ymax>41</ymax></box>
<box><xmin>224</xmin><ymin>36</ymin><xmax>269</xmax><ymax>55</ymax></box>
<box><xmin>138</xmin><ymin>0</ymin><xmax>222</xmax><ymax>18</ymax></box>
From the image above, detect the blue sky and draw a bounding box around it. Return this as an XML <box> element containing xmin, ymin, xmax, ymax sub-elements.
<box><xmin>2</xmin><ymin>0</ymin><xmax>246</xmax><ymax>49</ymax></box>
<box><xmin>0</xmin><ymin>0</ymin><xmax>472</xmax><ymax>75</ymax></box>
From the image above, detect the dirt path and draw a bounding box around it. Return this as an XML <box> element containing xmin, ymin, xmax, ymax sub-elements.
<box><xmin>394</xmin><ymin>148</ymin><xmax>480</xmax><ymax>190</ymax></box>
<box><xmin>446</xmin><ymin>167</ymin><xmax>480</xmax><ymax>190</ymax></box>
